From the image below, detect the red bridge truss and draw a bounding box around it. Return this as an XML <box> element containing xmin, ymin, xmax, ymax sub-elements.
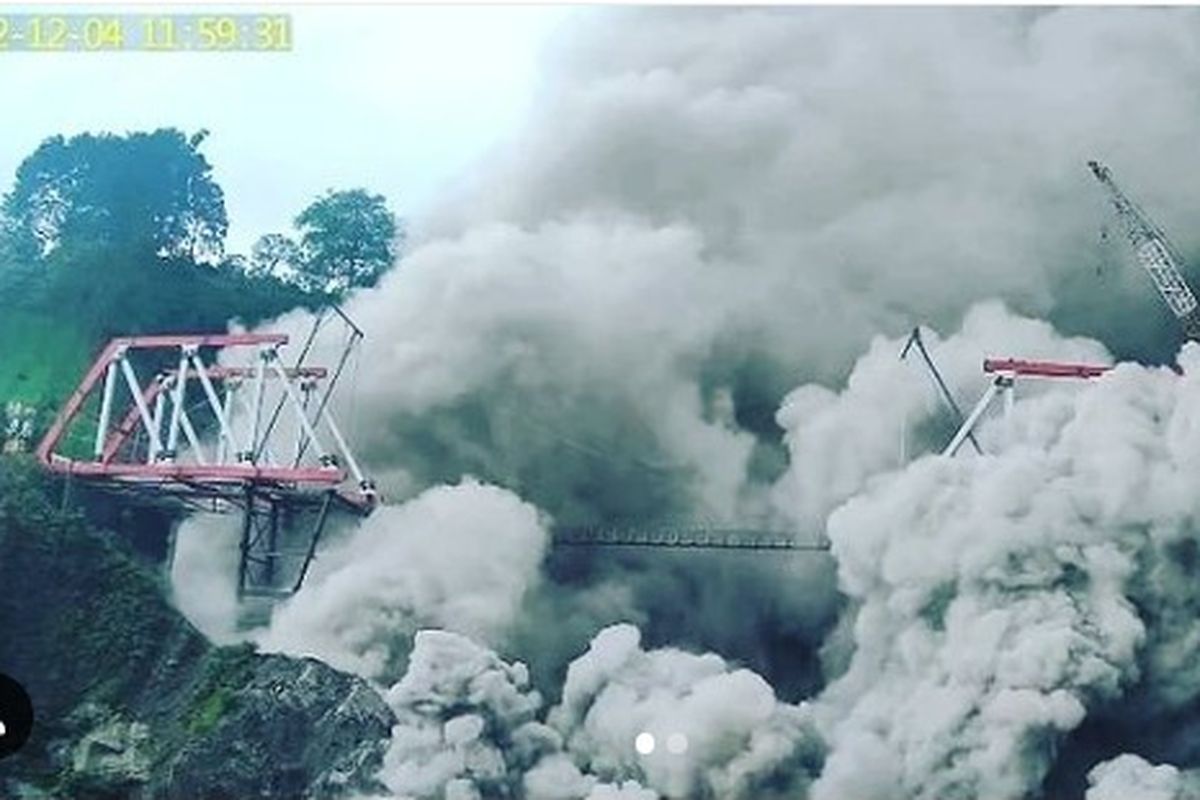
<box><xmin>37</xmin><ymin>321</ymin><xmax>376</xmax><ymax>596</ymax></box>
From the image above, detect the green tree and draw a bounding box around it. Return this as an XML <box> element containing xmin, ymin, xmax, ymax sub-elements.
<box><xmin>2</xmin><ymin>128</ymin><xmax>227</xmax><ymax>262</ymax></box>
<box><xmin>294</xmin><ymin>189</ymin><xmax>398</xmax><ymax>294</ymax></box>
<box><xmin>249</xmin><ymin>233</ymin><xmax>302</xmax><ymax>279</ymax></box>
<box><xmin>0</xmin><ymin>128</ymin><xmax>335</xmax><ymax>436</ymax></box>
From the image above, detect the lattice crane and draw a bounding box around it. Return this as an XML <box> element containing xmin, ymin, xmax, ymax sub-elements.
<box><xmin>1088</xmin><ymin>160</ymin><xmax>1200</xmax><ymax>340</ymax></box>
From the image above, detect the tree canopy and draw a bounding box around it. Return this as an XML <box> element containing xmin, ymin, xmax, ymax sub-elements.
<box><xmin>0</xmin><ymin>127</ymin><xmax>403</xmax><ymax>433</ymax></box>
<box><xmin>2</xmin><ymin>128</ymin><xmax>227</xmax><ymax>261</ymax></box>
<box><xmin>249</xmin><ymin>232</ymin><xmax>303</xmax><ymax>278</ymax></box>
<box><xmin>0</xmin><ymin>128</ymin><xmax>331</xmax><ymax>350</ymax></box>
<box><xmin>293</xmin><ymin>189</ymin><xmax>398</xmax><ymax>294</ymax></box>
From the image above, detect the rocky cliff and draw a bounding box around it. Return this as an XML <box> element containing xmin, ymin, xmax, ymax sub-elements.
<box><xmin>0</xmin><ymin>457</ymin><xmax>395</xmax><ymax>799</ymax></box>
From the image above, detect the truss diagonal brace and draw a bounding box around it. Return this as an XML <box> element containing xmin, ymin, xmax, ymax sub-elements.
<box><xmin>902</xmin><ymin>327</ymin><xmax>983</xmax><ymax>456</ymax></box>
<box><xmin>943</xmin><ymin>374</ymin><xmax>1012</xmax><ymax>456</ymax></box>
<box><xmin>119</xmin><ymin>353</ymin><xmax>163</xmax><ymax>461</ymax></box>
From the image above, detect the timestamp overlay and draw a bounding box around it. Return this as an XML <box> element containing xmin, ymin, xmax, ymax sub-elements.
<box><xmin>0</xmin><ymin>13</ymin><xmax>292</xmax><ymax>52</ymax></box>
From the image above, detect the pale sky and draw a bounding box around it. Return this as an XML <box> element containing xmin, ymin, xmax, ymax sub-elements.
<box><xmin>0</xmin><ymin>5</ymin><xmax>573</xmax><ymax>252</ymax></box>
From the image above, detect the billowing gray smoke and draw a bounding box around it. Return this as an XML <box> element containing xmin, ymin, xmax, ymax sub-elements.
<box><xmin>315</xmin><ymin>6</ymin><xmax>1200</xmax><ymax>525</ymax></box>
<box><xmin>260</xmin><ymin>480</ymin><xmax>548</xmax><ymax>680</ymax></box>
<box><xmin>167</xmin><ymin>6</ymin><xmax>1200</xmax><ymax>798</ymax></box>
<box><xmin>1086</xmin><ymin>755</ymin><xmax>1200</xmax><ymax>800</ymax></box>
<box><xmin>368</xmin><ymin>624</ymin><xmax>819</xmax><ymax>799</ymax></box>
<box><xmin>249</xmin><ymin>4</ymin><xmax>1200</xmax><ymax>690</ymax></box>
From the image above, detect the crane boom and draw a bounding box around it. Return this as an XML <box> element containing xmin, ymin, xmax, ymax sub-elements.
<box><xmin>1088</xmin><ymin>160</ymin><xmax>1200</xmax><ymax>339</ymax></box>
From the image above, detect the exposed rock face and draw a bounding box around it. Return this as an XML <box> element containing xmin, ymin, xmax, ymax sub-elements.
<box><xmin>161</xmin><ymin>654</ymin><xmax>395</xmax><ymax>799</ymax></box>
<box><xmin>0</xmin><ymin>458</ymin><xmax>395</xmax><ymax>799</ymax></box>
<box><xmin>68</xmin><ymin>705</ymin><xmax>153</xmax><ymax>791</ymax></box>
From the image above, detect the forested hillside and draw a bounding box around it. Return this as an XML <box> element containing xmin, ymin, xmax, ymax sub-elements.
<box><xmin>0</xmin><ymin>127</ymin><xmax>402</xmax><ymax>796</ymax></box>
<box><xmin>0</xmin><ymin>457</ymin><xmax>394</xmax><ymax>798</ymax></box>
<box><xmin>0</xmin><ymin>127</ymin><xmax>399</xmax><ymax>444</ymax></box>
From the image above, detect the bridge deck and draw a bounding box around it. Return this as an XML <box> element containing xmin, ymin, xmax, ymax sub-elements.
<box><xmin>550</xmin><ymin>525</ymin><xmax>829</xmax><ymax>551</ymax></box>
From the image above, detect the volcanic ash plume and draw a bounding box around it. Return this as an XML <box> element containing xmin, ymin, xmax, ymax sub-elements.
<box><xmin>170</xmin><ymin>513</ymin><xmax>243</xmax><ymax>642</ymax></box>
<box><xmin>246</xmin><ymin>7</ymin><xmax>1200</xmax><ymax>705</ymax></box>
<box><xmin>770</xmin><ymin>300</ymin><xmax>1113</xmax><ymax>534</ymax></box>
<box><xmin>259</xmin><ymin>479</ymin><xmax>548</xmax><ymax>681</ymax></box>
<box><xmin>548</xmin><ymin>623</ymin><xmax>821</xmax><ymax>799</ymax></box>
<box><xmin>310</xmin><ymin>6</ymin><xmax>1200</xmax><ymax>535</ymax></box>
<box><xmin>1086</xmin><ymin>755</ymin><xmax>1200</xmax><ymax>800</ymax></box>
<box><xmin>334</xmin><ymin>313</ymin><xmax>1200</xmax><ymax>799</ymax></box>
<box><xmin>377</xmin><ymin>628</ymin><xmax>675</xmax><ymax>800</ymax></box>
<box><xmin>240</xmin><ymin>7</ymin><xmax>1200</xmax><ymax>695</ymax></box>
<box><xmin>374</xmin><ymin>623</ymin><xmax>819</xmax><ymax>800</ymax></box>
<box><xmin>376</xmin><ymin>629</ymin><xmax>553</xmax><ymax>798</ymax></box>
<box><xmin>165</xmin><ymin>7</ymin><xmax>1200</xmax><ymax>796</ymax></box>
<box><xmin>799</xmin><ymin>341</ymin><xmax>1200</xmax><ymax>799</ymax></box>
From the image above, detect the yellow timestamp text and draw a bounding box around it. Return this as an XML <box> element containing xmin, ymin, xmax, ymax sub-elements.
<box><xmin>0</xmin><ymin>14</ymin><xmax>293</xmax><ymax>52</ymax></box>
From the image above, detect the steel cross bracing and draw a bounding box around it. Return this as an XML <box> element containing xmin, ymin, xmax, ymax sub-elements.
<box><xmin>36</xmin><ymin>332</ymin><xmax>375</xmax><ymax>508</ymax></box>
<box><xmin>901</xmin><ymin>327</ymin><xmax>983</xmax><ymax>456</ymax></box>
<box><xmin>1088</xmin><ymin>160</ymin><xmax>1200</xmax><ymax>339</ymax></box>
<box><xmin>237</xmin><ymin>487</ymin><xmax>336</xmax><ymax>598</ymax></box>
<box><xmin>36</xmin><ymin>327</ymin><xmax>377</xmax><ymax>597</ymax></box>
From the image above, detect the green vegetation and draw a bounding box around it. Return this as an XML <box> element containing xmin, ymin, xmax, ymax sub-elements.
<box><xmin>293</xmin><ymin>188</ymin><xmax>401</xmax><ymax>293</ymax></box>
<box><xmin>184</xmin><ymin>644</ymin><xmax>257</xmax><ymax>736</ymax></box>
<box><xmin>0</xmin><ymin>457</ymin><xmax>194</xmax><ymax>715</ymax></box>
<box><xmin>251</xmin><ymin>187</ymin><xmax>401</xmax><ymax>296</ymax></box>
<box><xmin>3</xmin><ymin>129</ymin><xmax>227</xmax><ymax>263</ymax></box>
<box><xmin>0</xmin><ymin>309</ymin><xmax>90</xmax><ymax>407</ymax></box>
<box><xmin>0</xmin><ymin>130</ymin><xmax>404</xmax><ymax>791</ymax></box>
<box><xmin>0</xmin><ymin>127</ymin><xmax>402</xmax><ymax>442</ymax></box>
<box><xmin>1</xmin><ymin>452</ymin><xmax>396</xmax><ymax>797</ymax></box>
<box><xmin>187</xmin><ymin>687</ymin><xmax>232</xmax><ymax>736</ymax></box>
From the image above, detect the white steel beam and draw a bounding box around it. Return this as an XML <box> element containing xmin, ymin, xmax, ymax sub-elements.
<box><xmin>93</xmin><ymin>362</ymin><xmax>118</xmax><ymax>460</ymax></box>
<box><xmin>247</xmin><ymin>348</ymin><xmax>269</xmax><ymax>462</ymax></box>
<box><xmin>268</xmin><ymin>357</ymin><xmax>330</xmax><ymax>462</ymax></box>
<box><xmin>218</xmin><ymin>383</ymin><xmax>235</xmax><ymax>465</ymax></box>
<box><xmin>318</xmin><ymin>405</ymin><xmax>368</xmax><ymax>487</ymax></box>
<box><xmin>150</xmin><ymin>387</ymin><xmax>167</xmax><ymax>462</ymax></box>
<box><xmin>165</xmin><ymin>347</ymin><xmax>189</xmax><ymax>459</ymax></box>
<box><xmin>178</xmin><ymin>406</ymin><xmax>208</xmax><ymax>465</ymax></box>
<box><xmin>189</xmin><ymin>351</ymin><xmax>243</xmax><ymax>465</ymax></box>
<box><xmin>944</xmin><ymin>380</ymin><xmax>1001</xmax><ymax>457</ymax></box>
<box><xmin>119</xmin><ymin>355</ymin><xmax>162</xmax><ymax>462</ymax></box>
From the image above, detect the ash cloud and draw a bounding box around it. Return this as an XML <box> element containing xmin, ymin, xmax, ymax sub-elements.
<box><xmin>548</xmin><ymin>623</ymin><xmax>821</xmax><ymax>798</ymax></box>
<box><xmin>1086</xmin><ymin>755</ymin><xmax>1200</xmax><ymax>800</ymax></box>
<box><xmin>370</xmin><ymin>624</ymin><xmax>820</xmax><ymax>800</ymax></box>
<box><xmin>324</xmin><ymin>7</ymin><xmax>1200</xmax><ymax>532</ymax></box>
<box><xmin>251</xmin><ymin>7</ymin><xmax>1200</xmax><ymax>700</ymax></box>
<box><xmin>164</xmin><ymin>7</ymin><xmax>1200</xmax><ymax>798</ymax></box>
<box><xmin>259</xmin><ymin>479</ymin><xmax>549</xmax><ymax>682</ymax></box>
<box><xmin>803</xmin><ymin>341</ymin><xmax>1200</xmax><ymax>799</ymax></box>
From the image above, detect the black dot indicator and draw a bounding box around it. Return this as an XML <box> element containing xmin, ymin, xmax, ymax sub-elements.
<box><xmin>0</xmin><ymin>672</ymin><xmax>33</xmax><ymax>759</ymax></box>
